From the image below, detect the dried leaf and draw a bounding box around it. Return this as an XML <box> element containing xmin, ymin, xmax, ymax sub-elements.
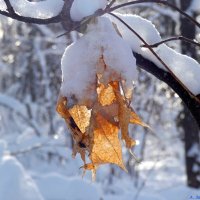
<box><xmin>114</xmin><ymin>87</ymin><xmax>136</xmax><ymax>149</ymax></box>
<box><xmin>69</xmin><ymin>105</ymin><xmax>91</xmax><ymax>133</ymax></box>
<box><xmin>57</xmin><ymin>55</ymin><xmax>149</xmax><ymax>178</ymax></box>
<box><xmin>97</xmin><ymin>83</ymin><xmax>116</xmax><ymax>106</ymax></box>
<box><xmin>130</xmin><ymin>108</ymin><xmax>150</xmax><ymax>128</ymax></box>
<box><xmin>90</xmin><ymin>113</ymin><xmax>126</xmax><ymax>171</ymax></box>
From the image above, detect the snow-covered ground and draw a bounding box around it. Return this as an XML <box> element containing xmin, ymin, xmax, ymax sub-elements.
<box><xmin>0</xmin><ymin>126</ymin><xmax>199</xmax><ymax>200</ymax></box>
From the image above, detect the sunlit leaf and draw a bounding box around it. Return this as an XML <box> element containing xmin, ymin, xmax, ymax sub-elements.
<box><xmin>69</xmin><ymin>105</ymin><xmax>91</xmax><ymax>133</ymax></box>
<box><xmin>57</xmin><ymin>55</ymin><xmax>149</xmax><ymax>179</ymax></box>
<box><xmin>90</xmin><ymin>113</ymin><xmax>126</xmax><ymax>171</ymax></box>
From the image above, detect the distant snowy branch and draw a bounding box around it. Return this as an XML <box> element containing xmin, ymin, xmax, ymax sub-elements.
<box><xmin>0</xmin><ymin>94</ymin><xmax>41</xmax><ymax>135</ymax></box>
<box><xmin>10</xmin><ymin>143</ymin><xmax>67</xmax><ymax>159</ymax></box>
<box><xmin>109</xmin><ymin>0</ymin><xmax>200</xmax><ymax>29</ymax></box>
<box><xmin>133</xmin><ymin>3</ymin><xmax>179</xmax><ymax>22</ymax></box>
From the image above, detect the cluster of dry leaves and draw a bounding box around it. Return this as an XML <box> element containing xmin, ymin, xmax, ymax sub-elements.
<box><xmin>57</xmin><ymin>55</ymin><xmax>148</xmax><ymax>179</ymax></box>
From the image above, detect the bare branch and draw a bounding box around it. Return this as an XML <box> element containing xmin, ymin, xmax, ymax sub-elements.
<box><xmin>0</xmin><ymin>103</ymin><xmax>41</xmax><ymax>136</ymax></box>
<box><xmin>134</xmin><ymin>52</ymin><xmax>200</xmax><ymax>128</ymax></box>
<box><xmin>4</xmin><ymin>0</ymin><xmax>15</xmax><ymax>14</ymax></box>
<box><xmin>0</xmin><ymin>0</ymin><xmax>66</xmax><ymax>24</ymax></box>
<box><xmin>109</xmin><ymin>0</ymin><xmax>200</xmax><ymax>29</ymax></box>
<box><xmin>0</xmin><ymin>9</ymin><xmax>62</xmax><ymax>24</ymax></box>
<box><xmin>109</xmin><ymin>13</ymin><xmax>200</xmax><ymax>104</ymax></box>
<box><xmin>106</xmin><ymin>0</ymin><xmax>117</xmax><ymax>10</ymax></box>
<box><xmin>141</xmin><ymin>36</ymin><xmax>200</xmax><ymax>48</ymax></box>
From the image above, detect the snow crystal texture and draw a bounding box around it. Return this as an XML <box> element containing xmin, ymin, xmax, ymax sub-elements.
<box><xmin>70</xmin><ymin>0</ymin><xmax>107</xmax><ymax>21</ymax></box>
<box><xmin>0</xmin><ymin>0</ymin><xmax>64</xmax><ymax>18</ymax></box>
<box><xmin>61</xmin><ymin>17</ymin><xmax>137</xmax><ymax>104</ymax></box>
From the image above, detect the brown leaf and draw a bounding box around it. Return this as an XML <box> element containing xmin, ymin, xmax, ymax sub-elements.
<box><xmin>97</xmin><ymin>83</ymin><xmax>116</xmax><ymax>106</ymax></box>
<box><xmin>56</xmin><ymin>54</ymin><xmax>149</xmax><ymax>178</ymax></box>
<box><xmin>130</xmin><ymin>108</ymin><xmax>150</xmax><ymax>128</ymax></box>
<box><xmin>114</xmin><ymin>87</ymin><xmax>136</xmax><ymax>149</ymax></box>
<box><xmin>90</xmin><ymin>113</ymin><xmax>126</xmax><ymax>171</ymax></box>
<box><xmin>69</xmin><ymin>105</ymin><xmax>91</xmax><ymax>133</ymax></box>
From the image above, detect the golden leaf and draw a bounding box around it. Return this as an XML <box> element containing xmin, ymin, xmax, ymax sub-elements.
<box><xmin>130</xmin><ymin>108</ymin><xmax>150</xmax><ymax>128</ymax></box>
<box><xmin>114</xmin><ymin>87</ymin><xmax>136</xmax><ymax>149</ymax></box>
<box><xmin>57</xmin><ymin>54</ymin><xmax>149</xmax><ymax>178</ymax></box>
<box><xmin>97</xmin><ymin>83</ymin><xmax>116</xmax><ymax>106</ymax></box>
<box><xmin>69</xmin><ymin>105</ymin><xmax>91</xmax><ymax>133</ymax></box>
<box><xmin>90</xmin><ymin>113</ymin><xmax>126</xmax><ymax>171</ymax></box>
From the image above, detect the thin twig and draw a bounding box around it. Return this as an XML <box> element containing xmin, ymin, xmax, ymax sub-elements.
<box><xmin>141</xmin><ymin>36</ymin><xmax>200</xmax><ymax>48</ymax></box>
<box><xmin>109</xmin><ymin>13</ymin><xmax>200</xmax><ymax>104</ymax></box>
<box><xmin>1</xmin><ymin>0</ymin><xmax>200</xmax><ymax>32</ymax></box>
<box><xmin>106</xmin><ymin>0</ymin><xmax>117</xmax><ymax>10</ymax></box>
<box><xmin>56</xmin><ymin>17</ymin><xmax>91</xmax><ymax>38</ymax></box>
<box><xmin>134</xmin><ymin>156</ymin><xmax>159</xmax><ymax>200</ymax></box>
<box><xmin>10</xmin><ymin>143</ymin><xmax>66</xmax><ymax>156</ymax></box>
<box><xmin>4</xmin><ymin>0</ymin><xmax>15</xmax><ymax>14</ymax></box>
<box><xmin>0</xmin><ymin>0</ymin><xmax>63</xmax><ymax>24</ymax></box>
<box><xmin>0</xmin><ymin>103</ymin><xmax>41</xmax><ymax>136</ymax></box>
<box><xmin>108</xmin><ymin>0</ymin><xmax>200</xmax><ymax>29</ymax></box>
<box><xmin>0</xmin><ymin>9</ymin><xmax>62</xmax><ymax>24</ymax></box>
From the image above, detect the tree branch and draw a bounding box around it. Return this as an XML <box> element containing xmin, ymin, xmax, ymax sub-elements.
<box><xmin>4</xmin><ymin>0</ymin><xmax>15</xmax><ymax>14</ymax></box>
<box><xmin>109</xmin><ymin>0</ymin><xmax>200</xmax><ymax>29</ymax></box>
<box><xmin>109</xmin><ymin>13</ymin><xmax>200</xmax><ymax>104</ymax></box>
<box><xmin>0</xmin><ymin>0</ymin><xmax>69</xmax><ymax>24</ymax></box>
<box><xmin>141</xmin><ymin>36</ymin><xmax>200</xmax><ymax>48</ymax></box>
<box><xmin>0</xmin><ymin>9</ymin><xmax>62</xmax><ymax>24</ymax></box>
<box><xmin>134</xmin><ymin>52</ymin><xmax>200</xmax><ymax>128</ymax></box>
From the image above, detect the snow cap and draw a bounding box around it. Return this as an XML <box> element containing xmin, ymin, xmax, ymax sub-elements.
<box><xmin>61</xmin><ymin>17</ymin><xmax>137</xmax><ymax>106</ymax></box>
<box><xmin>70</xmin><ymin>0</ymin><xmax>107</xmax><ymax>21</ymax></box>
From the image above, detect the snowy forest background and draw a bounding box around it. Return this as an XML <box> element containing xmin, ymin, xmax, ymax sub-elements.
<box><xmin>0</xmin><ymin>0</ymin><xmax>200</xmax><ymax>200</ymax></box>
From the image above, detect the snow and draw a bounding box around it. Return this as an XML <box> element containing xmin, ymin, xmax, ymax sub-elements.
<box><xmin>0</xmin><ymin>0</ymin><xmax>6</xmax><ymax>11</ymax></box>
<box><xmin>70</xmin><ymin>0</ymin><xmax>107</xmax><ymax>21</ymax></box>
<box><xmin>190</xmin><ymin>0</ymin><xmax>200</xmax><ymax>13</ymax></box>
<box><xmin>36</xmin><ymin>174</ymin><xmax>101</xmax><ymax>200</ymax></box>
<box><xmin>61</xmin><ymin>17</ymin><xmax>137</xmax><ymax>105</ymax></box>
<box><xmin>0</xmin><ymin>119</ymin><xmax>199</xmax><ymax>200</ymax></box>
<box><xmin>1</xmin><ymin>0</ymin><xmax>64</xmax><ymax>18</ymax></box>
<box><xmin>107</xmin><ymin>13</ymin><xmax>200</xmax><ymax>95</ymax></box>
<box><xmin>187</xmin><ymin>143</ymin><xmax>199</xmax><ymax>157</ymax></box>
<box><xmin>0</xmin><ymin>93</ymin><xmax>28</xmax><ymax>116</ymax></box>
<box><xmin>0</xmin><ymin>148</ymin><xmax>44</xmax><ymax>200</ymax></box>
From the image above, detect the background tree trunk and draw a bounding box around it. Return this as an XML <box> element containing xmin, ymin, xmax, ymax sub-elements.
<box><xmin>179</xmin><ymin>0</ymin><xmax>200</xmax><ymax>189</ymax></box>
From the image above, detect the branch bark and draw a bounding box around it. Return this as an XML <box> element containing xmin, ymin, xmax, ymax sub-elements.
<box><xmin>134</xmin><ymin>52</ymin><xmax>200</xmax><ymax>129</ymax></box>
<box><xmin>0</xmin><ymin>9</ymin><xmax>62</xmax><ymax>24</ymax></box>
<box><xmin>0</xmin><ymin>0</ymin><xmax>75</xmax><ymax>25</ymax></box>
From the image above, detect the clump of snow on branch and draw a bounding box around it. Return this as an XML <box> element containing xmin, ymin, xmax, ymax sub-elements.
<box><xmin>0</xmin><ymin>0</ymin><xmax>64</xmax><ymax>18</ymax></box>
<box><xmin>70</xmin><ymin>0</ymin><xmax>107</xmax><ymax>21</ymax></box>
<box><xmin>108</xmin><ymin>13</ymin><xmax>200</xmax><ymax>95</ymax></box>
<box><xmin>61</xmin><ymin>17</ymin><xmax>137</xmax><ymax>105</ymax></box>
